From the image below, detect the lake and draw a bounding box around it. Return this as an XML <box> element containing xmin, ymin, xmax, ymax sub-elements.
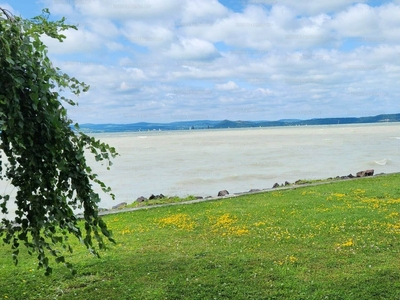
<box><xmin>1</xmin><ymin>123</ymin><xmax>400</xmax><ymax>217</ymax></box>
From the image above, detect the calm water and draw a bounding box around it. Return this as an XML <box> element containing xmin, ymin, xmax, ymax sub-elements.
<box><xmin>2</xmin><ymin>123</ymin><xmax>400</xmax><ymax>216</ymax></box>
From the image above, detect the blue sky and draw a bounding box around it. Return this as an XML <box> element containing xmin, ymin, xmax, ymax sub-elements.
<box><xmin>2</xmin><ymin>0</ymin><xmax>400</xmax><ymax>123</ymax></box>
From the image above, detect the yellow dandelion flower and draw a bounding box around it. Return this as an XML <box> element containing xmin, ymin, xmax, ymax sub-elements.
<box><xmin>336</xmin><ymin>238</ymin><xmax>354</xmax><ymax>247</ymax></box>
<box><xmin>156</xmin><ymin>213</ymin><xmax>195</xmax><ymax>231</ymax></box>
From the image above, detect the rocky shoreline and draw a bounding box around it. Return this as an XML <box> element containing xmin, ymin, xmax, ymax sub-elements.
<box><xmin>98</xmin><ymin>169</ymin><xmax>380</xmax><ymax>215</ymax></box>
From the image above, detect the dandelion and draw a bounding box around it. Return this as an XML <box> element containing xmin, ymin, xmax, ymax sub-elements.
<box><xmin>274</xmin><ymin>255</ymin><xmax>298</xmax><ymax>266</ymax></box>
<box><xmin>156</xmin><ymin>213</ymin><xmax>195</xmax><ymax>231</ymax></box>
<box><xmin>352</xmin><ymin>189</ymin><xmax>366</xmax><ymax>195</ymax></box>
<box><xmin>336</xmin><ymin>238</ymin><xmax>354</xmax><ymax>248</ymax></box>
<box><xmin>211</xmin><ymin>214</ymin><xmax>249</xmax><ymax>236</ymax></box>
<box><xmin>332</xmin><ymin>193</ymin><xmax>346</xmax><ymax>198</ymax></box>
<box><xmin>253</xmin><ymin>221</ymin><xmax>266</xmax><ymax>227</ymax></box>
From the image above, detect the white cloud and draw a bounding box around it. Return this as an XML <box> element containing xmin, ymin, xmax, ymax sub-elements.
<box><xmin>215</xmin><ymin>81</ymin><xmax>239</xmax><ymax>90</ymax></box>
<box><xmin>41</xmin><ymin>27</ymin><xmax>103</xmax><ymax>54</ymax></box>
<box><xmin>331</xmin><ymin>4</ymin><xmax>379</xmax><ymax>37</ymax></box>
<box><xmin>255</xmin><ymin>88</ymin><xmax>273</xmax><ymax>96</ymax></box>
<box><xmin>84</xmin><ymin>18</ymin><xmax>120</xmax><ymax>38</ymax></box>
<box><xmin>181</xmin><ymin>0</ymin><xmax>229</xmax><ymax>23</ymax></box>
<box><xmin>164</xmin><ymin>38</ymin><xmax>220</xmax><ymax>60</ymax></box>
<box><xmin>75</xmin><ymin>0</ymin><xmax>184</xmax><ymax>20</ymax></box>
<box><xmin>122</xmin><ymin>21</ymin><xmax>175</xmax><ymax>47</ymax></box>
<box><xmin>246</xmin><ymin>0</ymin><xmax>369</xmax><ymax>15</ymax></box>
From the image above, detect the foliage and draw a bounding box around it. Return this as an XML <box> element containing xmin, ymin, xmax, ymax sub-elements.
<box><xmin>1</xmin><ymin>174</ymin><xmax>400</xmax><ymax>299</ymax></box>
<box><xmin>0</xmin><ymin>8</ymin><xmax>117</xmax><ymax>275</ymax></box>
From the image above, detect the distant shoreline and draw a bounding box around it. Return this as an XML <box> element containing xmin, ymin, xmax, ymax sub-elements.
<box><xmin>85</xmin><ymin>121</ymin><xmax>400</xmax><ymax>136</ymax></box>
<box><xmin>78</xmin><ymin>113</ymin><xmax>400</xmax><ymax>133</ymax></box>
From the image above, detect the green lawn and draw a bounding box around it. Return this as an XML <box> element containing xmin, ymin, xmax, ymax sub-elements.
<box><xmin>1</xmin><ymin>174</ymin><xmax>400</xmax><ymax>299</ymax></box>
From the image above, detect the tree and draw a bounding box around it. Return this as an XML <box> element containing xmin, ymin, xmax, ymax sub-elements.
<box><xmin>0</xmin><ymin>8</ymin><xmax>117</xmax><ymax>275</ymax></box>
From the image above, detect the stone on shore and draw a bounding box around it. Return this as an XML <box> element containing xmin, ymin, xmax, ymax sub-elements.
<box><xmin>356</xmin><ymin>169</ymin><xmax>374</xmax><ymax>177</ymax></box>
<box><xmin>136</xmin><ymin>196</ymin><xmax>146</xmax><ymax>202</ymax></box>
<box><xmin>112</xmin><ymin>202</ymin><xmax>127</xmax><ymax>209</ymax></box>
<box><xmin>149</xmin><ymin>194</ymin><xmax>166</xmax><ymax>200</ymax></box>
<box><xmin>272</xmin><ymin>183</ymin><xmax>280</xmax><ymax>188</ymax></box>
<box><xmin>218</xmin><ymin>190</ymin><xmax>229</xmax><ymax>196</ymax></box>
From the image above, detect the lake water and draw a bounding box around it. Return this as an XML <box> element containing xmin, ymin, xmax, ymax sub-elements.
<box><xmin>2</xmin><ymin>123</ymin><xmax>400</xmax><ymax>217</ymax></box>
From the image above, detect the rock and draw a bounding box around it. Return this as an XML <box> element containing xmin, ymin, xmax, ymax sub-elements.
<box><xmin>112</xmin><ymin>202</ymin><xmax>127</xmax><ymax>209</ymax></box>
<box><xmin>356</xmin><ymin>171</ymin><xmax>365</xmax><ymax>177</ymax></box>
<box><xmin>356</xmin><ymin>169</ymin><xmax>374</xmax><ymax>177</ymax></box>
<box><xmin>272</xmin><ymin>183</ymin><xmax>280</xmax><ymax>188</ymax></box>
<box><xmin>249</xmin><ymin>189</ymin><xmax>261</xmax><ymax>193</ymax></box>
<box><xmin>348</xmin><ymin>174</ymin><xmax>354</xmax><ymax>178</ymax></box>
<box><xmin>218</xmin><ymin>190</ymin><xmax>229</xmax><ymax>196</ymax></box>
<box><xmin>205</xmin><ymin>196</ymin><xmax>213</xmax><ymax>199</ymax></box>
<box><xmin>365</xmin><ymin>169</ymin><xmax>374</xmax><ymax>176</ymax></box>
<box><xmin>195</xmin><ymin>196</ymin><xmax>203</xmax><ymax>199</ymax></box>
<box><xmin>294</xmin><ymin>180</ymin><xmax>302</xmax><ymax>184</ymax></box>
<box><xmin>136</xmin><ymin>196</ymin><xmax>146</xmax><ymax>202</ymax></box>
<box><xmin>284</xmin><ymin>181</ymin><xmax>290</xmax><ymax>186</ymax></box>
<box><xmin>149</xmin><ymin>194</ymin><xmax>165</xmax><ymax>200</ymax></box>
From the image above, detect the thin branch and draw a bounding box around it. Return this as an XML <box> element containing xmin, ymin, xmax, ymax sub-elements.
<box><xmin>0</xmin><ymin>7</ymin><xmax>14</xmax><ymax>21</ymax></box>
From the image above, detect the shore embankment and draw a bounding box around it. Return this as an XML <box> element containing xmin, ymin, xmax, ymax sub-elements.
<box><xmin>97</xmin><ymin>170</ymin><xmax>397</xmax><ymax>217</ymax></box>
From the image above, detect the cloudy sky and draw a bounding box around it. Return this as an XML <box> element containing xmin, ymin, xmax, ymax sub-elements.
<box><xmin>2</xmin><ymin>0</ymin><xmax>400</xmax><ymax>123</ymax></box>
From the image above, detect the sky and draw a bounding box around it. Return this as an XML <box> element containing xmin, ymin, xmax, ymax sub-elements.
<box><xmin>2</xmin><ymin>0</ymin><xmax>400</xmax><ymax>124</ymax></box>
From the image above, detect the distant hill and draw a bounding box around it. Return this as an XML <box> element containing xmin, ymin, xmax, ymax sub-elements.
<box><xmin>78</xmin><ymin>113</ymin><xmax>400</xmax><ymax>133</ymax></box>
<box><xmin>214</xmin><ymin>113</ymin><xmax>400</xmax><ymax>128</ymax></box>
<box><xmin>79</xmin><ymin>120</ymin><xmax>220</xmax><ymax>133</ymax></box>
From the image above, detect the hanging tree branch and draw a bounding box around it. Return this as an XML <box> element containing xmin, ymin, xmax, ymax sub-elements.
<box><xmin>0</xmin><ymin>8</ymin><xmax>118</xmax><ymax>275</ymax></box>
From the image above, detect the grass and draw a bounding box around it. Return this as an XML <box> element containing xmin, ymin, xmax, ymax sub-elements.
<box><xmin>1</xmin><ymin>174</ymin><xmax>400</xmax><ymax>299</ymax></box>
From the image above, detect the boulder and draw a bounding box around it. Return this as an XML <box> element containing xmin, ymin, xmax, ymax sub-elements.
<box><xmin>249</xmin><ymin>189</ymin><xmax>261</xmax><ymax>193</ymax></box>
<box><xmin>284</xmin><ymin>181</ymin><xmax>290</xmax><ymax>186</ymax></box>
<box><xmin>272</xmin><ymin>183</ymin><xmax>280</xmax><ymax>188</ymax></box>
<box><xmin>365</xmin><ymin>169</ymin><xmax>374</xmax><ymax>176</ymax></box>
<box><xmin>149</xmin><ymin>194</ymin><xmax>166</xmax><ymax>200</ymax></box>
<box><xmin>218</xmin><ymin>190</ymin><xmax>229</xmax><ymax>197</ymax></box>
<box><xmin>195</xmin><ymin>196</ymin><xmax>203</xmax><ymax>199</ymax></box>
<box><xmin>356</xmin><ymin>169</ymin><xmax>374</xmax><ymax>177</ymax></box>
<box><xmin>136</xmin><ymin>196</ymin><xmax>146</xmax><ymax>202</ymax></box>
<box><xmin>348</xmin><ymin>174</ymin><xmax>355</xmax><ymax>178</ymax></box>
<box><xmin>112</xmin><ymin>202</ymin><xmax>127</xmax><ymax>209</ymax></box>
